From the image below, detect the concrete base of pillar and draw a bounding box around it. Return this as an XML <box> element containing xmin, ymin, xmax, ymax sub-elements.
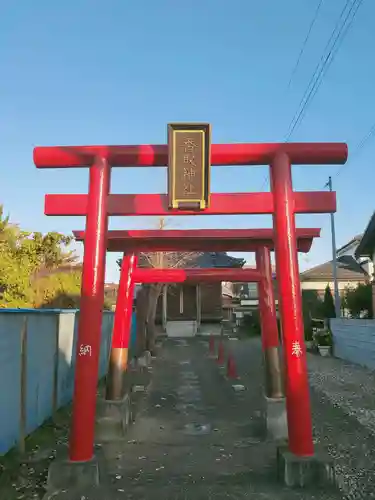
<box><xmin>265</xmin><ymin>396</ymin><xmax>288</xmax><ymax>441</ymax></box>
<box><xmin>95</xmin><ymin>394</ymin><xmax>131</xmax><ymax>442</ymax></box>
<box><xmin>44</xmin><ymin>455</ymin><xmax>100</xmax><ymax>495</ymax></box>
<box><xmin>277</xmin><ymin>445</ymin><xmax>335</xmax><ymax>488</ymax></box>
<box><xmin>128</xmin><ymin>359</ymin><xmax>151</xmax><ymax>401</ymax></box>
<box><xmin>137</xmin><ymin>350</ymin><xmax>152</xmax><ymax>369</ymax></box>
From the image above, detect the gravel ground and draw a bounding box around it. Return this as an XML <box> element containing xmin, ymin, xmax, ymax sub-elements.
<box><xmin>228</xmin><ymin>338</ymin><xmax>375</xmax><ymax>500</ymax></box>
<box><xmin>307</xmin><ymin>352</ymin><xmax>375</xmax><ymax>499</ymax></box>
<box><xmin>6</xmin><ymin>336</ymin><xmax>374</xmax><ymax>499</ymax></box>
<box><xmin>307</xmin><ymin>352</ymin><xmax>375</xmax><ymax>435</ymax></box>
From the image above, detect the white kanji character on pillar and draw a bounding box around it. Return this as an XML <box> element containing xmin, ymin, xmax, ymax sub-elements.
<box><xmin>291</xmin><ymin>340</ymin><xmax>303</xmax><ymax>358</ymax></box>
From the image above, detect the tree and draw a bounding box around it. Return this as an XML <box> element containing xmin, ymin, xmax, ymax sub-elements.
<box><xmin>302</xmin><ymin>289</ymin><xmax>324</xmax><ymax>340</ymax></box>
<box><xmin>322</xmin><ymin>285</ymin><xmax>336</xmax><ymax>319</ymax></box>
<box><xmin>0</xmin><ymin>205</ymin><xmax>17</xmax><ymax>247</ymax></box>
<box><xmin>0</xmin><ymin>205</ymin><xmax>80</xmax><ymax>308</ymax></box>
<box><xmin>117</xmin><ymin>218</ymin><xmax>202</xmax><ymax>355</ymax></box>
<box><xmin>34</xmin><ymin>270</ymin><xmax>81</xmax><ymax>308</ymax></box>
<box><xmin>343</xmin><ymin>283</ymin><xmax>373</xmax><ymax>318</ymax></box>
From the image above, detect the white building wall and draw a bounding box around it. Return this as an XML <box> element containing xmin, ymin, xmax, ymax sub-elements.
<box><xmin>331</xmin><ymin>318</ymin><xmax>375</xmax><ymax>370</ymax></box>
<box><xmin>301</xmin><ymin>281</ymin><xmax>361</xmax><ymax>293</ymax></box>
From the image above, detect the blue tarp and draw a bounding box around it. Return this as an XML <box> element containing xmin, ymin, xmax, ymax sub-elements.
<box><xmin>130</xmin><ymin>312</ymin><xmax>137</xmax><ymax>349</ymax></box>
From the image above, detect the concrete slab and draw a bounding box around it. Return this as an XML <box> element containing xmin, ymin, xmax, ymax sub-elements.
<box><xmin>44</xmin><ymin>455</ymin><xmax>100</xmax><ymax>495</ymax></box>
<box><xmin>265</xmin><ymin>396</ymin><xmax>288</xmax><ymax>441</ymax></box>
<box><xmin>166</xmin><ymin>320</ymin><xmax>197</xmax><ymax>337</ymax></box>
<box><xmin>277</xmin><ymin>444</ymin><xmax>335</xmax><ymax>489</ymax></box>
<box><xmin>42</xmin><ymin>485</ymin><xmax>123</xmax><ymax>500</ymax></box>
<box><xmin>95</xmin><ymin>394</ymin><xmax>131</xmax><ymax>442</ymax></box>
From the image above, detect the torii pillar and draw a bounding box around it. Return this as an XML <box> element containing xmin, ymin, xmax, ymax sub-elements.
<box><xmin>256</xmin><ymin>246</ymin><xmax>286</xmax><ymax>440</ymax></box>
<box><xmin>105</xmin><ymin>253</ymin><xmax>138</xmax><ymax>401</ymax></box>
<box><xmin>256</xmin><ymin>246</ymin><xmax>283</xmax><ymax>397</ymax></box>
<box><xmin>271</xmin><ymin>153</ymin><xmax>314</xmax><ymax>457</ymax></box>
<box><xmin>69</xmin><ymin>158</ymin><xmax>110</xmax><ymax>462</ymax></box>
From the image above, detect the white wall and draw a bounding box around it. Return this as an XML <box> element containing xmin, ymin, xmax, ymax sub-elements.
<box><xmin>301</xmin><ymin>281</ymin><xmax>362</xmax><ymax>292</ymax></box>
<box><xmin>331</xmin><ymin>318</ymin><xmax>375</xmax><ymax>370</ymax></box>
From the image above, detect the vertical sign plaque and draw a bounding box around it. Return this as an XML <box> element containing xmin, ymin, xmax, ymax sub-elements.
<box><xmin>168</xmin><ymin>123</ymin><xmax>211</xmax><ymax>210</ymax></box>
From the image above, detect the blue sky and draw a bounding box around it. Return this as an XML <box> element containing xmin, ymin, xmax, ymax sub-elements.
<box><xmin>1</xmin><ymin>0</ymin><xmax>374</xmax><ymax>282</ymax></box>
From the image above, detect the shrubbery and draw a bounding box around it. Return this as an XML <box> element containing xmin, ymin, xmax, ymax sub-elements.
<box><xmin>0</xmin><ymin>204</ymin><xmax>89</xmax><ymax>309</ymax></box>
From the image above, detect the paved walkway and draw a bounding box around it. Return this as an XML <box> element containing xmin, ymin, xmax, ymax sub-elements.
<box><xmin>51</xmin><ymin>337</ymin><xmax>341</xmax><ymax>499</ymax></box>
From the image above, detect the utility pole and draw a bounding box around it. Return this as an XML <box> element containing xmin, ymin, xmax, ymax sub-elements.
<box><xmin>326</xmin><ymin>176</ymin><xmax>341</xmax><ymax>317</ymax></box>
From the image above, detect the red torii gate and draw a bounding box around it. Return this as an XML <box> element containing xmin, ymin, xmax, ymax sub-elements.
<box><xmin>73</xmin><ymin>228</ymin><xmax>320</xmax><ymax>394</ymax></box>
<box><xmin>34</xmin><ymin>141</ymin><xmax>347</xmax><ymax>467</ymax></box>
<box><xmin>74</xmin><ymin>228</ymin><xmax>320</xmax><ymax>402</ymax></box>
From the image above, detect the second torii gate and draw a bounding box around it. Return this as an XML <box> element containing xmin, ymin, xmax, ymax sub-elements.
<box><xmin>74</xmin><ymin>227</ymin><xmax>320</xmax><ymax>405</ymax></box>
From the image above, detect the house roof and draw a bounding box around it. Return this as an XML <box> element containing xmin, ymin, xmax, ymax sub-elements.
<box><xmin>138</xmin><ymin>251</ymin><xmax>244</xmax><ymax>269</ymax></box>
<box><xmin>104</xmin><ymin>283</ymin><xmax>117</xmax><ymax>289</ymax></box>
<box><xmin>336</xmin><ymin>255</ymin><xmax>369</xmax><ymax>275</ymax></box>
<box><xmin>193</xmin><ymin>252</ymin><xmax>244</xmax><ymax>268</ymax></box>
<box><xmin>300</xmin><ymin>258</ymin><xmax>368</xmax><ymax>282</ymax></box>
<box><xmin>36</xmin><ymin>263</ymin><xmax>82</xmax><ymax>278</ymax></box>
<box><xmin>336</xmin><ymin>234</ymin><xmax>363</xmax><ymax>254</ymax></box>
<box><xmin>355</xmin><ymin>212</ymin><xmax>375</xmax><ymax>258</ymax></box>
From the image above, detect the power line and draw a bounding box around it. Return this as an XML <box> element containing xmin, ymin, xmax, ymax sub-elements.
<box><xmin>258</xmin><ymin>0</ymin><xmax>325</xmax><ymax>191</ymax></box>
<box><xmin>285</xmin><ymin>0</ymin><xmax>364</xmax><ymax>141</ymax></box>
<box><xmin>285</xmin><ymin>0</ymin><xmax>357</xmax><ymax>140</ymax></box>
<box><xmin>329</xmin><ymin>120</ymin><xmax>375</xmax><ymax>183</ymax></box>
<box><xmin>259</xmin><ymin>174</ymin><xmax>269</xmax><ymax>192</ymax></box>
<box><xmin>286</xmin><ymin>0</ymin><xmax>325</xmax><ymax>91</ymax></box>
<box><xmin>259</xmin><ymin>0</ymin><xmax>364</xmax><ymax>192</ymax></box>
<box><xmin>350</xmin><ymin>122</ymin><xmax>375</xmax><ymax>158</ymax></box>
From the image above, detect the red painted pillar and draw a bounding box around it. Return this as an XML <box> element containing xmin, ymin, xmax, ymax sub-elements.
<box><xmin>69</xmin><ymin>157</ymin><xmax>110</xmax><ymax>462</ymax></box>
<box><xmin>256</xmin><ymin>247</ymin><xmax>279</xmax><ymax>350</ymax></box>
<box><xmin>256</xmin><ymin>247</ymin><xmax>284</xmax><ymax>398</ymax></box>
<box><xmin>105</xmin><ymin>253</ymin><xmax>138</xmax><ymax>400</ymax></box>
<box><xmin>270</xmin><ymin>152</ymin><xmax>314</xmax><ymax>457</ymax></box>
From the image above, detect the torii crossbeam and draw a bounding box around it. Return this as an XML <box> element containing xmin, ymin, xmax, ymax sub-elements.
<box><xmin>73</xmin><ymin>228</ymin><xmax>321</xmax><ymax>253</ymax></box>
<box><xmin>133</xmin><ymin>267</ymin><xmax>261</xmax><ymax>283</ymax></box>
<box><xmin>48</xmin><ymin>192</ymin><xmax>335</xmax><ymax>216</ymax></box>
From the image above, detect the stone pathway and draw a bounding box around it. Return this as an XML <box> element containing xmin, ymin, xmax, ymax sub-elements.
<box><xmin>50</xmin><ymin>337</ymin><xmax>341</xmax><ymax>499</ymax></box>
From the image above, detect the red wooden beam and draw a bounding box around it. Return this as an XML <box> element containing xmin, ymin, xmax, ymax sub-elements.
<box><xmin>73</xmin><ymin>228</ymin><xmax>320</xmax><ymax>253</ymax></box>
<box><xmin>45</xmin><ymin>191</ymin><xmax>336</xmax><ymax>216</ymax></box>
<box><xmin>133</xmin><ymin>268</ymin><xmax>261</xmax><ymax>283</ymax></box>
<box><xmin>34</xmin><ymin>143</ymin><xmax>348</xmax><ymax>168</ymax></box>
